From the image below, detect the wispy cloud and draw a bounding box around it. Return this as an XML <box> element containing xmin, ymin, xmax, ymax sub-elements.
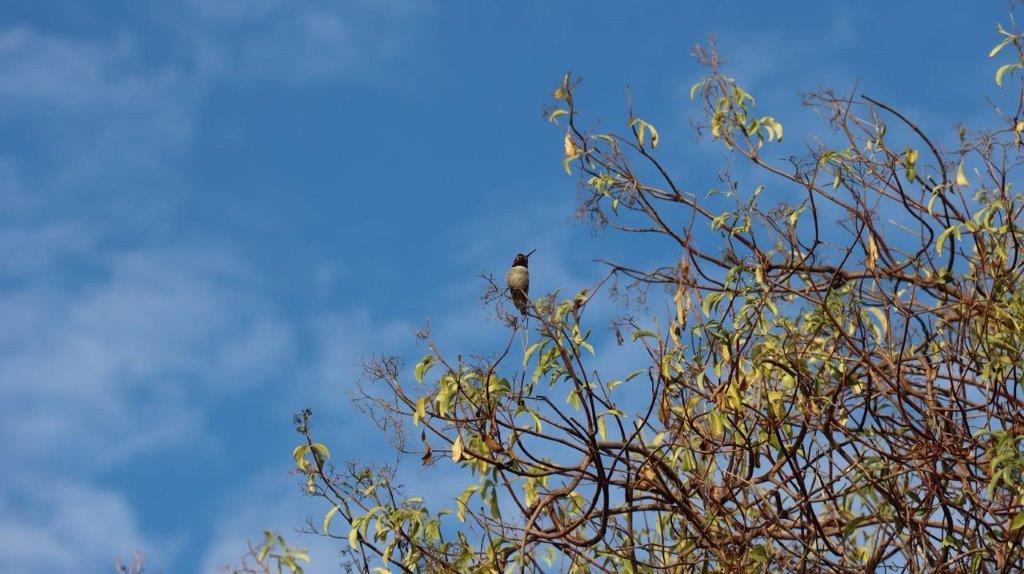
<box><xmin>185</xmin><ymin>0</ymin><xmax>430</xmax><ymax>85</ymax></box>
<box><xmin>0</xmin><ymin>1</ymin><xmax>433</xmax><ymax>569</ymax></box>
<box><xmin>0</xmin><ymin>478</ymin><xmax>156</xmax><ymax>573</ymax></box>
<box><xmin>0</xmin><ymin>245</ymin><xmax>295</xmax><ymax>464</ymax></box>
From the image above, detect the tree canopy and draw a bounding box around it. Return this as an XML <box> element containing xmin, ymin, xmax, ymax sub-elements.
<box><xmin>250</xmin><ymin>17</ymin><xmax>1024</xmax><ymax>574</ymax></box>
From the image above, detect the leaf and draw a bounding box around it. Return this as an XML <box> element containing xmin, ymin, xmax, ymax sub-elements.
<box><xmin>523</xmin><ymin>340</ymin><xmax>546</xmax><ymax>368</ymax></box>
<box><xmin>935</xmin><ymin>224</ymin><xmax>961</xmax><ymax>256</ymax></box>
<box><xmin>864</xmin><ymin>307</ymin><xmax>889</xmax><ymax>338</ymax></box>
<box><xmin>451</xmin><ymin>434</ymin><xmax>464</xmax><ymax>462</ymax></box>
<box><xmin>310</xmin><ymin>442</ymin><xmax>330</xmax><ymax>461</ymax></box>
<box><xmin>547</xmin><ymin>109</ymin><xmax>568</xmax><ymax>124</ymax></box>
<box><xmin>632</xmin><ymin>329</ymin><xmax>658</xmax><ymax>341</ymax></box>
<box><xmin>456</xmin><ymin>484</ymin><xmax>481</xmax><ymax>522</ymax></box>
<box><xmin>903</xmin><ymin>148</ymin><xmax>918</xmax><ymax>182</ymax></box>
<box><xmin>1011</xmin><ymin>510</ymin><xmax>1024</xmax><ymax>532</ymax></box>
<box><xmin>629</xmin><ymin>118</ymin><xmax>659</xmax><ymax>148</ymax></box>
<box><xmin>414</xmin><ymin>354</ymin><xmax>434</xmax><ymax>383</ymax></box>
<box><xmin>293</xmin><ymin>445</ymin><xmax>310</xmax><ymax>471</ymax></box>
<box><xmin>842</xmin><ymin>515</ymin><xmax>869</xmax><ymax>537</ymax></box>
<box><xmin>412</xmin><ymin>396</ymin><xmax>427</xmax><ymax>426</ymax></box>
<box><xmin>689</xmin><ymin>80</ymin><xmax>705</xmax><ymax>100</ymax></box>
<box><xmin>566</xmin><ymin>387</ymin><xmax>581</xmax><ymax>410</ymax></box>
<box><xmin>564</xmin><ymin>132</ymin><xmax>580</xmax><ymax>158</ymax></box>
<box><xmin>323</xmin><ymin>505</ymin><xmax>341</xmax><ymax>536</ymax></box>
<box><xmin>955</xmin><ymin>161</ymin><xmax>970</xmax><ymax>186</ymax></box>
<box><xmin>348</xmin><ymin>518</ymin><xmax>361</xmax><ymax>548</ymax></box>
<box><xmin>990</xmin><ymin>36</ymin><xmax>1014</xmax><ymax>58</ymax></box>
<box><xmin>866</xmin><ymin>234</ymin><xmax>879</xmax><ymax>271</ymax></box>
<box><xmin>996</xmin><ymin>63</ymin><xmax>1022</xmax><ymax>86</ymax></box>
<box><xmin>257</xmin><ymin>531</ymin><xmax>274</xmax><ymax>562</ymax></box>
<box><xmin>647</xmin><ymin>122</ymin><xmax>660</xmax><ymax>148</ymax></box>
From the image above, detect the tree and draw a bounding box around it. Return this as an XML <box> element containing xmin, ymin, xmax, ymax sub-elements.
<box><xmin>286</xmin><ymin>18</ymin><xmax>1024</xmax><ymax>574</ymax></box>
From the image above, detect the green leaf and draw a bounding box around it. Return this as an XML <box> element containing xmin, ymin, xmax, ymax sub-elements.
<box><xmin>523</xmin><ymin>340</ymin><xmax>546</xmax><ymax>368</ymax></box>
<box><xmin>935</xmin><ymin>224</ymin><xmax>961</xmax><ymax>256</ymax></box>
<box><xmin>414</xmin><ymin>354</ymin><xmax>435</xmax><ymax>383</ymax></box>
<box><xmin>996</xmin><ymin>62</ymin><xmax>1022</xmax><ymax>86</ymax></box>
<box><xmin>547</xmin><ymin>109</ymin><xmax>568</xmax><ymax>124</ymax></box>
<box><xmin>257</xmin><ymin>531</ymin><xmax>274</xmax><ymax>562</ymax></box>
<box><xmin>990</xmin><ymin>36</ymin><xmax>1014</xmax><ymax>58</ymax></box>
<box><xmin>566</xmin><ymin>388</ymin><xmax>581</xmax><ymax>411</ymax></box>
<box><xmin>632</xmin><ymin>329</ymin><xmax>658</xmax><ymax>341</ymax></box>
<box><xmin>689</xmin><ymin>79</ymin><xmax>705</xmax><ymax>100</ymax></box>
<box><xmin>456</xmin><ymin>484</ymin><xmax>481</xmax><ymax>522</ymax></box>
<box><xmin>579</xmin><ymin>339</ymin><xmax>595</xmax><ymax>355</ymax></box>
<box><xmin>323</xmin><ymin>505</ymin><xmax>341</xmax><ymax>536</ymax></box>
<box><xmin>903</xmin><ymin>148</ymin><xmax>918</xmax><ymax>182</ymax></box>
<box><xmin>1011</xmin><ymin>510</ymin><xmax>1024</xmax><ymax>532</ymax></box>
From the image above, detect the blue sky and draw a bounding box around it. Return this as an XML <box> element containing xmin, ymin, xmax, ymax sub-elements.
<box><xmin>0</xmin><ymin>1</ymin><xmax>1011</xmax><ymax>572</ymax></box>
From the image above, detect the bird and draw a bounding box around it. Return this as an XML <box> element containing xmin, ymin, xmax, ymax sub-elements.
<box><xmin>506</xmin><ymin>249</ymin><xmax>536</xmax><ymax>315</ymax></box>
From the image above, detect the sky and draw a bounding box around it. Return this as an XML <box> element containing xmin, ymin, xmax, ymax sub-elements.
<box><xmin>0</xmin><ymin>1</ymin><xmax>1013</xmax><ymax>572</ymax></box>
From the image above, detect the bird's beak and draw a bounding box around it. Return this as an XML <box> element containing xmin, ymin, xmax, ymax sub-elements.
<box><xmin>525</xmin><ymin>249</ymin><xmax>537</xmax><ymax>258</ymax></box>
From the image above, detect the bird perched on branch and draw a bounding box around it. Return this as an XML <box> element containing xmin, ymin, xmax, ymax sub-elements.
<box><xmin>506</xmin><ymin>249</ymin><xmax>536</xmax><ymax>315</ymax></box>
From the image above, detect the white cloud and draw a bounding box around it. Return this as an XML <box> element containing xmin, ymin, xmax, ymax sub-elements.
<box><xmin>0</xmin><ymin>27</ymin><xmax>194</xmax><ymax>188</ymax></box>
<box><xmin>0</xmin><ymin>2</ymin><xmax>430</xmax><ymax>570</ymax></box>
<box><xmin>0</xmin><ymin>243</ymin><xmax>295</xmax><ymax>572</ymax></box>
<box><xmin>0</xmin><ymin>479</ymin><xmax>157</xmax><ymax>573</ymax></box>
<box><xmin>311</xmin><ymin>310</ymin><xmax>414</xmax><ymax>409</ymax></box>
<box><xmin>198</xmin><ymin>470</ymin><xmax>343</xmax><ymax>574</ymax></box>
<box><xmin>185</xmin><ymin>0</ymin><xmax>429</xmax><ymax>84</ymax></box>
<box><xmin>0</xmin><ymin>245</ymin><xmax>294</xmax><ymax>470</ymax></box>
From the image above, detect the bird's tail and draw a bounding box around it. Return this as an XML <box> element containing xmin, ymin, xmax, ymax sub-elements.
<box><xmin>511</xmin><ymin>289</ymin><xmax>530</xmax><ymax>316</ymax></box>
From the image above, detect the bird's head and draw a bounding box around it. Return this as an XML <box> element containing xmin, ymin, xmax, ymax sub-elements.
<box><xmin>513</xmin><ymin>249</ymin><xmax>536</xmax><ymax>267</ymax></box>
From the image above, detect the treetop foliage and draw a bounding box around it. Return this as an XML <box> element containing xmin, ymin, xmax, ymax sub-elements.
<box><xmin>253</xmin><ymin>14</ymin><xmax>1024</xmax><ymax>574</ymax></box>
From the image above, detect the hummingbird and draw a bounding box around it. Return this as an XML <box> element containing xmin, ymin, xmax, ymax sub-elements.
<box><xmin>506</xmin><ymin>249</ymin><xmax>536</xmax><ymax>315</ymax></box>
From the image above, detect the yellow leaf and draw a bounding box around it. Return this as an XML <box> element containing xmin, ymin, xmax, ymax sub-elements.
<box><xmin>323</xmin><ymin>505</ymin><xmax>341</xmax><ymax>536</ymax></box>
<box><xmin>348</xmin><ymin>522</ymin><xmax>360</xmax><ymax>548</ymax></box>
<box><xmin>903</xmin><ymin>148</ymin><xmax>918</xmax><ymax>182</ymax></box>
<box><xmin>451</xmin><ymin>434</ymin><xmax>464</xmax><ymax>462</ymax></box>
<box><xmin>564</xmin><ymin>132</ymin><xmax>580</xmax><ymax>158</ymax></box>
<box><xmin>955</xmin><ymin>161</ymin><xmax>970</xmax><ymax>186</ymax></box>
<box><xmin>412</xmin><ymin>396</ymin><xmax>427</xmax><ymax>426</ymax></box>
<box><xmin>866</xmin><ymin>234</ymin><xmax>879</xmax><ymax>271</ymax></box>
<box><xmin>864</xmin><ymin>307</ymin><xmax>889</xmax><ymax>336</ymax></box>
